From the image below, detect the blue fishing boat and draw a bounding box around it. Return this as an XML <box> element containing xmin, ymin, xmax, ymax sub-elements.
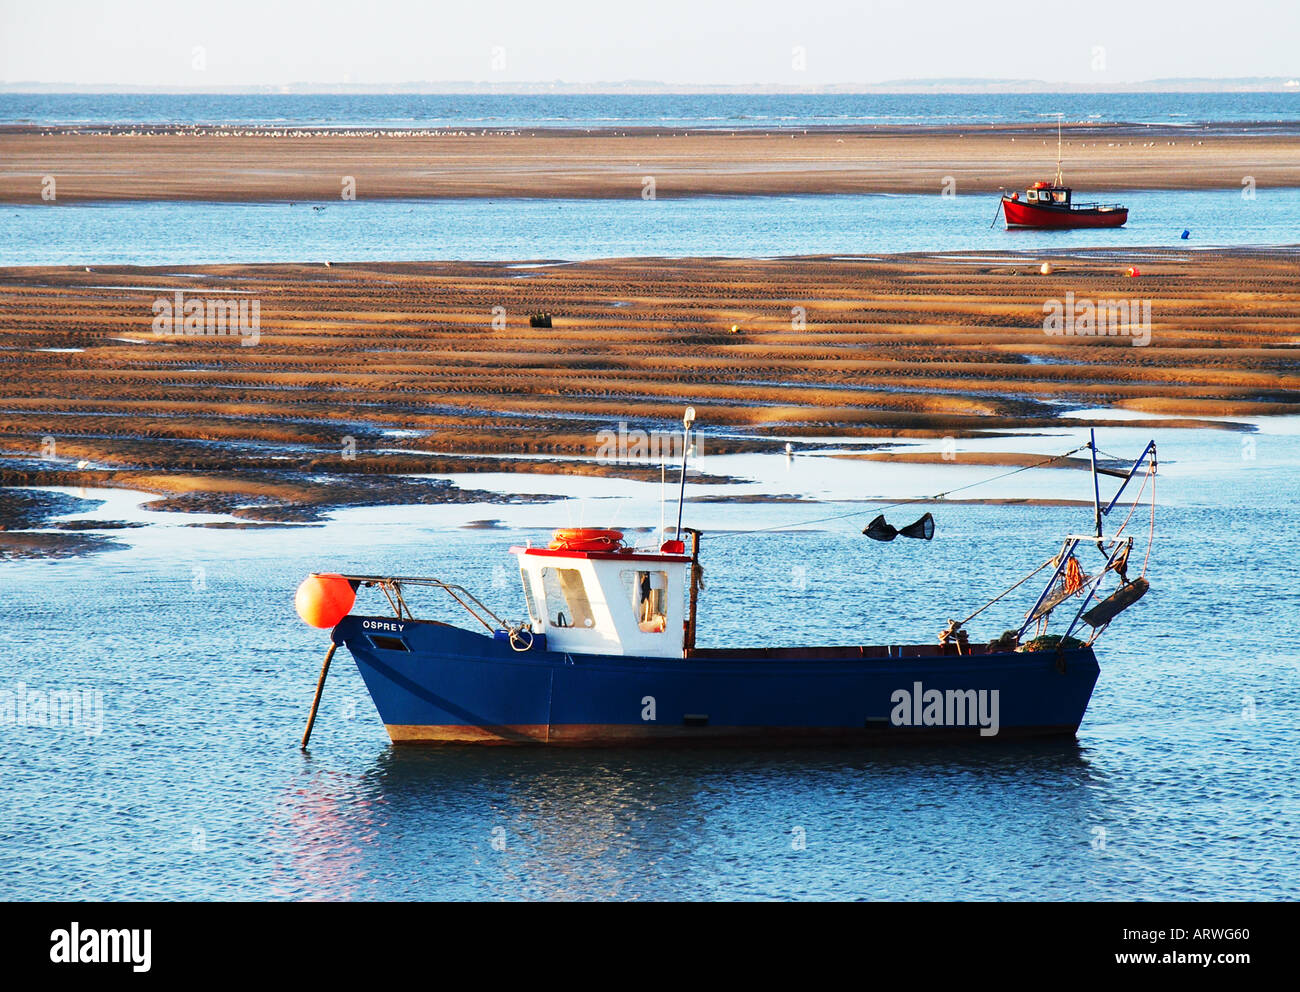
<box><xmin>295</xmin><ymin>418</ymin><xmax>1157</xmax><ymax>747</ymax></box>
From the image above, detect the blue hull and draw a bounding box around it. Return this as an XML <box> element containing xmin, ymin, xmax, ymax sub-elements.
<box><xmin>333</xmin><ymin>616</ymin><xmax>1100</xmax><ymax>745</ymax></box>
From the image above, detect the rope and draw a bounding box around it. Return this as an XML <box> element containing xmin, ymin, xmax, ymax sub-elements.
<box><xmin>708</xmin><ymin>444</ymin><xmax>1089</xmax><ymax>542</ymax></box>
<box><xmin>1105</xmin><ymin>459</ymin><xmax>1155</xmax><ymax>579</ymax></box>
<box><xmin>1062</xmin><ymin>556</ymin><xmax>1085</xmax><ymax>595</ymax></box>
<box><xmin>1112</xmin><ymin>462</ymin><xmax>1153</xmax><ymax>539</ymax></box>
<box><xmin>960</xmin><ymin>554</ymin><xmax>1056</xmax><ymax>626</ymax></box>
<box><xmin>1142</xmin><ymin>469</ymin><xmax>1156</xmax><ymax>577</ymax></box>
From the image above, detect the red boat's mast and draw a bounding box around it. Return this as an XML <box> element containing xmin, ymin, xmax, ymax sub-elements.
<box><xmin>1054</xmin><ymin>115</ymin><xmax>1064</xmax><ymax>187</ymax></box>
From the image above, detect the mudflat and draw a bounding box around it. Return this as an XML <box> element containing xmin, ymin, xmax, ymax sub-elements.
<box><xmin>1</xmin><ymin>248</ymin><xmax>1296</xmax><ymax>521</ymax></box>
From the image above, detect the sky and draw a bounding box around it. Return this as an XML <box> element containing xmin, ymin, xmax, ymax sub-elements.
<box><xmin>1</xmin><ymin>0</ymin><xmax>1297</xmax><ymax>88</ymax></box>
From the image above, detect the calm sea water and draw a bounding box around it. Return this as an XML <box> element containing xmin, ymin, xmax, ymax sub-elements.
<box><xmin>2</xmin><ymin>424</ymin><xmax>1298</xmax><ymax>900</ymax></box>
<box><xmin>4</xmin><ymin>188</ymin><xmax>1297</xmax><ymax>266</ymax></box>
<box><xmin>3</xmin><ymin>92</ymin><xmax>1299</xmax><ymax>129</ymax></box>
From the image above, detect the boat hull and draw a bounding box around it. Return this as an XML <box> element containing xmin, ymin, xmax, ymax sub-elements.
<box><xmin>333</xmin><ymin>616</ymin><xmax>1100</xmax><ymax>747</ymax></box>
<box><xmin>1002</xmin><ymin>197</ymin><xmax>1128</xmax><ymax>229</ymax></box>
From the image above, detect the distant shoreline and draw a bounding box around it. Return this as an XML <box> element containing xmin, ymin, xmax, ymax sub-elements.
<box><xmin>5</xmin><ymin>120</ymin><xmax>1300</xmax><ymax>137</ymax></box>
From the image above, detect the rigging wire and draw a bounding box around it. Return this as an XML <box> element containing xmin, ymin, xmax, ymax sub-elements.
<box><xmin>691</xmin><ymin>437</ymin><xmax>1154</xmax><ymax>642</ymax></box>
<box><xmin>707</xmin><ymin>444</ymin><xmax>1090</xmax><ymax>542</ymax></box>
<box><xmin>1141</xmin><ymin>469</ymin><xmax>1156</xmax><ymax>576</ymax></box>
<box><xmin>1105</xmin><ymin>459</ymin><xmax>1156</xmax><ymax>578</ymax></box>
<box><xmin>959</xmin><ymin>554</ymin><xmax>1055</xmax><ymax>627</ymax></box>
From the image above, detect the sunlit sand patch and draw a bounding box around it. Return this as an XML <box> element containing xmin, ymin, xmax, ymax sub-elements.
<box><xmin>1</xmin><ymin>248</ymin><xmax>1296</xmax><ymax>524</ymax></box>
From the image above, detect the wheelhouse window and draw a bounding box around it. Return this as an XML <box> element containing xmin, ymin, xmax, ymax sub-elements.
<box><xmin>1052</xmin><ymin>190</ymin><xmax>1068</xmax><ymax>204</ymax></box>
<box><xmin>1027</xmin><ymin>189</ymin><xmax>1038</xmax><ymax>201</ymax></box>
<box><xmin>541</xmin><ymin>567</ymin><xmax>595</xmax><ymax>629</ymax></box>
<box><xmin>621</xmin><ymin>569</ymin><xmax>668</xmax><ymax>633</ymax></box>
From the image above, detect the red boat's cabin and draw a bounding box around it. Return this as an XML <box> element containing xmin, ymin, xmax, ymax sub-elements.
<box><xmin>1014</xmin><ymin>181</ymin><xmax>1071</xmax><ymax>207</ymax></box>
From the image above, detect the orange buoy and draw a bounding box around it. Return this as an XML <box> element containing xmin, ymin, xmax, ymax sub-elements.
<box><xmin>295</xmin><ymin>573</ymin><xmax>356</xmax><ymax>628</ymax></box>
<box><xmin>1040</xmin><ymin>262</ymin><xmax>1053</xmax><ymax>275</ymax></box>
<box><xmin>549</xmin><ymin>528</ymin><xmax>624</xmax><ymax>551</ymax></box>
<box><xmin>1126</xmin><ymin>266</ymin><xmax>1141</xmax><ymax>277</ymax></box>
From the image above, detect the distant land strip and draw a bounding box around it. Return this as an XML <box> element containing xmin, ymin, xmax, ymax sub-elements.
<box><xmin>3</xmin><ymin>123</ymin><xmax>1300</xmax><ymax>201</ymax></box>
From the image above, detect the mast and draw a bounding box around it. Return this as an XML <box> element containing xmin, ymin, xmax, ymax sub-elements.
<box><xmin>1089</xmin><ymin>428</ymin><xmax>1103</xmax><ymax>550</ymax></box>
<box><xmin>673</xmin><ymin>406</ymin><xmax>696</xmax><ymax>541</ymax></box>
<box><xmin>1054</xmin><ymin>115</ymin><xmax>1064</xmax><ymax>187</ymax></box>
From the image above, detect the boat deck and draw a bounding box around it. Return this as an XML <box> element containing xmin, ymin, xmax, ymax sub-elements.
<box><xmin>685</xmin><ymin>642</ymin><xmax>1015</xmax><ymax>661</ymax></box>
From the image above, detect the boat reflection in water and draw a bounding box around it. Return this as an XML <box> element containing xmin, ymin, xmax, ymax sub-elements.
<box><xmin>267</xmin><ymin>742</ymin><xmax>1102</xmax><ymax>900</ymax></box>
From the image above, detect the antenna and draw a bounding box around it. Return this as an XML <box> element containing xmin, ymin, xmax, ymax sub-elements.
<box><xmin>674</xmin><ymin>406</ymin><xmax>696</xmax><ymax>542</ymax></box>
<box><xmin>659</xmin><ymin>460</ymin><xmax>666</xmax><ymax>543</ymax></box>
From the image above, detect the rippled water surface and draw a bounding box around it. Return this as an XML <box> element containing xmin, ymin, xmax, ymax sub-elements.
<box><xmin>3</xmin><ymin>188</ymin><xmax>1298</xmax><ymax>266</ymax></box>
<box><xmin>5</xmin><ymin>92</ymin><xmax>1299</xmax><ymax>129</ymax></box>
<box><xmin>2</xmin><ymin>423</ymin><xmax>1298</xmax><ymax>899</ymax></box>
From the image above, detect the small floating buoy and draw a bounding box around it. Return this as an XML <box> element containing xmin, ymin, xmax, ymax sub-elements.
<box><xmin>1126</xmin><ymin>266</ymin><xmax>1141</xmax><ymax>277</ymax></box>
<box><xmin>295</xmin><ymin>573</ymin><xmax>356</xmax><ymax>629</ymax></box>
<box><xmin>1040</xmin><ymin>262</ymin><xmax>1053</xmax><ymax>275</ymax></box>
<box><xmin>1180</xmin><ymin>229</ymin><xmax>1190</xmax><ymax>239</ymax></box>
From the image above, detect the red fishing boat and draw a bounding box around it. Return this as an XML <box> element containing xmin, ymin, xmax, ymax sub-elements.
<box><xmin>999</xmin><ymin>121</ymin><xmax>1128</xmax><ymax>229</ymax></box>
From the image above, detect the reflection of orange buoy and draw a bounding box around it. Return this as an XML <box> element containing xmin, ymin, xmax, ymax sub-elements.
<box><xmin>295</xmin><ymin>573</ymin><xmax>356</xmax><ymax>628</ymax></box>
<box><xmin>1126</xmin><ymin>266</ymin><xmax>1141</xmax><ymax>277</ymax></box>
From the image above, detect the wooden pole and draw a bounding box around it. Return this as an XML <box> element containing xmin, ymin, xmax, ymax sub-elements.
<box><xmin>685</xmin><ymin>529</ymin><xmax>701</xmax><ymax>652</ymax></box>
<box><xmin>300</xmin><ymin>643</ymin><xmax>337</xmax><ymax>750</ymax></box>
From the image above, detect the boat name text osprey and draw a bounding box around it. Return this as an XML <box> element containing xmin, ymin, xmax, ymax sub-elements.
<box><xmin>362</xmin><ymin>620</ymin><xmax>406</xmax><ymax>633</ymax></box>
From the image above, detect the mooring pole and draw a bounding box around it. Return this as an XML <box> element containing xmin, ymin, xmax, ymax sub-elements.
<box><xmin>300</xmin><ymin>643</ymin><xmax>337</xmax><ymax>750</ymax></box>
